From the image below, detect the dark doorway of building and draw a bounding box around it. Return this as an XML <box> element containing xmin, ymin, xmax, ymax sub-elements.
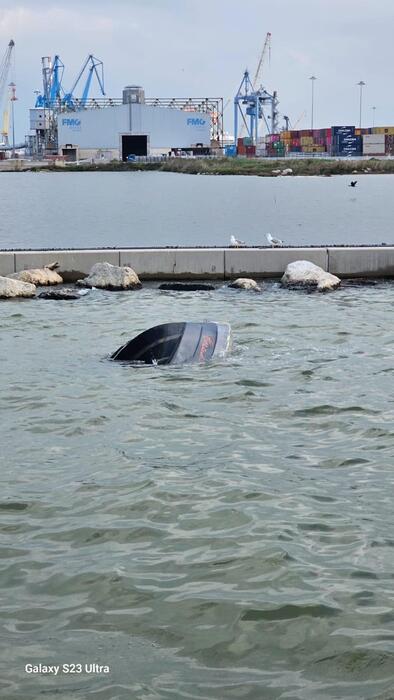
<box><xmin>122</xmin><ymin>135</ymin><xmax>148</xmax><ymax>160</ymax></box>
<box><xmin>62</xmin><ymin>147</ymin><xmax>77</xmax><ymax>162</ymax></box>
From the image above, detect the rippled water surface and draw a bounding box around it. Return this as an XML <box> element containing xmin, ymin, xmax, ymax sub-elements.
<box><xmin>1</xmin><ymin>171</ymin><xmax>394</xmax><ymax>247</ymax></box>
<box><xmin>1</xmin><ymin>282</ymin><xmax>394</xmax><ymax>699</ymax></box>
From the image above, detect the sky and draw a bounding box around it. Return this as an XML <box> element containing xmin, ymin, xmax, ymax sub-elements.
<box><xmin>1</xmin><ymin>0</ymin><xmax>394</xmax><ymax>141</ymax></box>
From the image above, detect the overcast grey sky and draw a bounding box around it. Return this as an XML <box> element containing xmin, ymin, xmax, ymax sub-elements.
<box><xmin>1</xmin><ymin>0</ymin><xmax>393</xmax><ymax>140</ymax></box>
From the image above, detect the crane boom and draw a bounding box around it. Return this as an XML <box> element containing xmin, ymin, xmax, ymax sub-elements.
<box><xmin>63</xmin><ymin>55</ymin><xmax>105</xmax><ymax>108</ymax></box>
<box><xmin>0</xmin><ymin>40</ymin><xmax>14</xmax><ymax>110</ymax></box>
<box><xmin>0</xmin><ymin>40</ymin><xmax>15</xmax><ymax>144</ymax></box>
<box><xmin>252</xmin><ymin>32</ymin><xmax>271</xmax><ymax>90</ymax></box>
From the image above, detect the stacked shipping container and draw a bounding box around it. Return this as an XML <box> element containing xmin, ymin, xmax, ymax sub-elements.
<box><xmin>253</xmin><ymin>125</ymin><xmax>394</xmax><ymax>157</ymax></box>
<box><xmin>331</xmin><ymin>126</ymin><xmax>362</xmax><ymax>156</ymax></box>
<box><xmin>235</xmin><ymin>126</ymin><xmax>394</xmax><ymax>156</ymax></box>
<box><xmin>237</xmin><ymin>137</ymin><xmax>256</xmax><ymax>157</ymax></box>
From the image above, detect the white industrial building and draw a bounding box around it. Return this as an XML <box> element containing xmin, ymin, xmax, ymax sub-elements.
<box><xmin>56</xmin><ymin>86</ymin><xmax>212</xmax><ymax>161</ymax></box>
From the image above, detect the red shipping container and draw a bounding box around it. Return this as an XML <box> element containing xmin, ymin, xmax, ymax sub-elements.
<box><xmin>245</xmin><ymin>145</ymin><xmax>256</xmax><ymax>156</ymax></box>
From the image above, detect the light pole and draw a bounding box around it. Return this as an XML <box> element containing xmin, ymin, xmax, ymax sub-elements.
<box><xmin>8</xmin><ymin>82</ymin><xmax>17</xmax><ymax>158</ymax></box>
<box><xmin>357</xmin><ymin>81</ymin><xmax>365</xmax><ymax>128</ymax></box>
<box><xmin>372</xmin><ymin>105</ymin><xmax>376</xmax><ymax>128</ymax></box>
<box><xmin>309</xmin><ymin>76</ymin><xmax>317</xmax><ymax>130</ymax></box>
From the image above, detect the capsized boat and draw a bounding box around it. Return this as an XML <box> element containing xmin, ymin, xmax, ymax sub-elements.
<box><xmin>111</xmin><ymin>321</ymin><xmax>232</xmax><ymax>365</ymax></box>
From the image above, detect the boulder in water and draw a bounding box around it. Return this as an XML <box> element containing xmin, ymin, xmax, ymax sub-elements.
<box><xmin>0</xmin><ymin>276</ymin><xmax>36</xmax><ymax>298</ymax></box>
<box><xmin>77</xmin><ymin>262</ymin><xmax>141</xmax><ymax>290</ymax></box>
<box><xmin>9</xmin><ymin>262</ymin><xmax>63</xmax><ymax>286</ymax></box>
<box><xmin>228</xmin><ymin>277</ymin><xmax>262</xmax><ymax>292</ymax></box>
<box><xmin>159</xmin><ymin>282</ymin><xmax>215</xmax><ymax>291</ymax></box>
<box><xmin>38</xmin><ymin>288</ymin><xmax>83</xmax><ymax>300</ymax></box>
<box><xmin>281</xmin><ymin>260</ymin><xmax>341</xmax><ymax>292</ymax></box>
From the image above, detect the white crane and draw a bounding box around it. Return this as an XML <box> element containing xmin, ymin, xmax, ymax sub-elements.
<box><xmin>252</xmin><ymin>31</ymin><xmax>271</xmax><ymax>91</ymax></box>
<box><xmin>0</xmin><ymin>40</ymin><xmax>15</xmax><ymax>145</ymax></box>
<box><xmin>239</xmin><ymin>31</ymin><xmax>272</xmax><ymax>138</ymax></box>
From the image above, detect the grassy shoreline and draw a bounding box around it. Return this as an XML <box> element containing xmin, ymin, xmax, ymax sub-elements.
<box><xmin>26</xmin><ymin>156</ymin><xmax>394</xmax><ymax>176</ymax></box>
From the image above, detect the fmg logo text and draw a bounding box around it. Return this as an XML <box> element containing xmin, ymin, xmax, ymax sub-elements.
<box><xmin>62</xmin><ymin>118</ymin><xmax>81</xmax><ymax>128</ymax></box>
<box><xmin>187</xmin><ymin>118</ymin><xmax>206</xmax><ymax>127</ymax></box>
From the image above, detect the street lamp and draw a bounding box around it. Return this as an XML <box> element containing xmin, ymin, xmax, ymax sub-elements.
<box><xmin>357</xmin><ymin>81</ymin><xmax>365</xmax><ymax>128</ymax></box>
<box><xmin>372</xmin><ymin>105</ymin><xmax>376</xmax><ymax>128</ymax></box>
<box><xmin>8</xmin><ymin>82</ymin><xmax>17</xmax><ymax>158</ymax></box>
<box><xmin>309</xmin><ymin>76</ymin><xmax>317</xmax><ymax>130</ymax></box>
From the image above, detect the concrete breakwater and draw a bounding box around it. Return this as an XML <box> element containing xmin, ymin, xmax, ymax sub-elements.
<box><xmin>1</xmin><ymin>247</ymin><xmax>394</xmax><ymax>281</ymax></box>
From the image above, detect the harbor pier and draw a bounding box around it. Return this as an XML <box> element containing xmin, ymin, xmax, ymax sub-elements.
<box><xmin>1</xmin><ymin>247</ymin><xmax>394</xmax><ymax>281</ymax></box>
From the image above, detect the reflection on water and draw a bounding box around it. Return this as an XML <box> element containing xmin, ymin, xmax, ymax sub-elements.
<box><xmin>0</xmin><ymin>282</ymin><xmax>394</xmax><ymax>699</ymax></box>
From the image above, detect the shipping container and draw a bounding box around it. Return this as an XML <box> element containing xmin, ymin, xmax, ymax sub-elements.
<box><xmin>224</xmin><ymin>145</ymin><xmax>237</xmax><ymax>157</ymax></box>
<box><xmin>363</xmin><ymin>141</ymin><xmax>385</xmax><ymax>155</ymax></box>
<box><xmin>363</xmin><ymin>133</ymin><xmax>385</xmax><ymax>144</ymax></box>
<box><xmin>332</xmin><ymin>126</ymin><xmax>355</xmax><ymax>135</ymax></box>
<box><xmin>385</xmin><ymin>135</ymin><xmax>394</xmax><ymax>154</ymax></box>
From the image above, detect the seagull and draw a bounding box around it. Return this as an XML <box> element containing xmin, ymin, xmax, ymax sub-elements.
<box><xmin>230</xmin><ymin>235</ymin><xmax>247</xmax><ymax>247</ymax></box>
<box><xmin>349</xmin><ymin>180</ymin><xmax>357</xmax><ymax>187</ymax></box>
<box><xmin>266</xmin><ymin>233</ymin><xmax>283</xmax><ymax>247</ymax></box>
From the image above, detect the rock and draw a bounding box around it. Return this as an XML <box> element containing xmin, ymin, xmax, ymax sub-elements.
<box><xmin>159</xmin><ymin>283</ymin><xmax>215</xmax><ymax>291</ymax></box>
<box><xmin>281</xmin><ymin>261</ymin><xmax>341</xmax><ymax>292</ymax></box>
<box><xmin>271</xmin><ymin>169</ymin><xmax>281</xmax><ymax>175</ymax></box>
<box><xmin>0</xmin><ymin>276</ymin><xmax>36</xmax><ymax>298</ymax></box>
<box><xmin>38</xmin><ymin>288</ymin><xmax>83</xmax><ymax>300</ymax></box>
<box><xmin>281</xmin><ymin>168</ymin><xmax>293</xmax><ymax>175</ymax></box>
<box><xmin>9</xmin><ymin>261</ymin><xmax>63</xmax><ymax>286</ymax></box>
<box><xmin>228</xmin><ymin>277</ymin><xmax>262</xmax><ymax>291</ymax></box>
<box><xmin>77</xmin><ymin>262</ymin><xmax>141</xmax><ymax>290</ymax></box>
<box><xmin>341</xmin><ymin>278</ymin><xmax>378</xmax><ymax>287</ymax></box>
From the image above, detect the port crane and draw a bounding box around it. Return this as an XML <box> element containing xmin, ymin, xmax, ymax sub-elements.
<box><xmin>32</xmin><ymin>52</ymin><xmax>105</xmax><ymax>154</ymax></box>
<box><xmin>0</xmin><ymin>39</ymin><xmax>15</xmax><ymax>144</ymax></box>
<box><xmin>35</xmin><ymin>55</ymin><xmax>65</xmax><ymax>108</ymax></box>
<box><xmin>35</xmin><ymin>54</ymin><xmax>105</xmax><ymax>109</ymax></box>
<box><xmin>281</xmin><ymin>110</ymin><xmax>307</xmax><ymax>131</ymax></box>
<box><xmin>252</xmin><ymin>31</ymin><xmax>271</xmax><ymax>90</ymax></box>
<box><xmin>234</xmin><ymin>69</ymin><xmax>279</xmax><ymax>146</ymax></box>
<box><xmin>235</xmin><ymin>31</ymin><xmax>278</xmax><ymax>145</ymax></box>
<box><xmin>62</xmin><ymin>55</ymin><xmax>105</xmax><ymax>109</ymax></box>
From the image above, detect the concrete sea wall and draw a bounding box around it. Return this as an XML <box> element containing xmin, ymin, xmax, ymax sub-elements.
<box><xmin>1</xmin><ymin>247</ymin><xmax>394</xmax><ymax>281</ymax></box>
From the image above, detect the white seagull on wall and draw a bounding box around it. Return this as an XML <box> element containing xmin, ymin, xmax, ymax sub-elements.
<box><xmin>230</xmin><ymin>235</ymin><xmax>247</xmax><ymax>247</ymax></box>
<box><xmin>266</xmin><ymin>233</ymin><xmax>283</xmax><ymax>247</ymax></box>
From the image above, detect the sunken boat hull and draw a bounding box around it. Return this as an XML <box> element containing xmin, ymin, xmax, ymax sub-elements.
<box><xmin>111</xmin><ymin>322</ymin><xmax>231</xmax><ymax>365</ymax></box>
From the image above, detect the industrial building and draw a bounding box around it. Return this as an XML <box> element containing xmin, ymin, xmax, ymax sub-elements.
<box><xmin>57</xmin><ymin>86</ymin><xmax>212</xmax><ymax>161</ymax></box>
<box><xmin>26</xmin><ymin>53</ymin><xmax>223</xmax><ymax>160</ymax></box>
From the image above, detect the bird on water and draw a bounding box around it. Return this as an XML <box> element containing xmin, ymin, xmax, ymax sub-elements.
<box><xmin>230</xmin><ymin>235</ymin><xmax>247</xmax><ymax>247</ymax></box>
<box><xmin>266</xmin><ymin>233</ymin><xmax>283</xmax><ymax>247</ymax></box>
<box><xmin>349</xmin><ymin>180</ymin><xmax>358</xmax><ymax>187</ymax></box>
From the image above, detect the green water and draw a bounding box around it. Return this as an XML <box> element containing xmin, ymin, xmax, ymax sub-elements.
<box><xmin>0</xmin><ymin>282</ymin><xmax>393</xmax><ymax>699</ymax></box>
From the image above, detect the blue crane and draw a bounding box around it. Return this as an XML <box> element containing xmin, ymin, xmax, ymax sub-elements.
<box><xmin>35</xmin><ymin>55</ymin><xmax>64</xmax><ymax>108</ymax></box>
<box><xmin>62</xmin><ymin>55</ymin><xmax>105</xmax><ymax>109</ymax></box>
<box><xmin>35</xmin><ymin>54</ymin><xmax>104</xmax><ymax>109</ymax></box>
<box><xmin>234</xmin><ymin>69</ymin><xmax>279</xmax><ymax>146</ymax></box>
